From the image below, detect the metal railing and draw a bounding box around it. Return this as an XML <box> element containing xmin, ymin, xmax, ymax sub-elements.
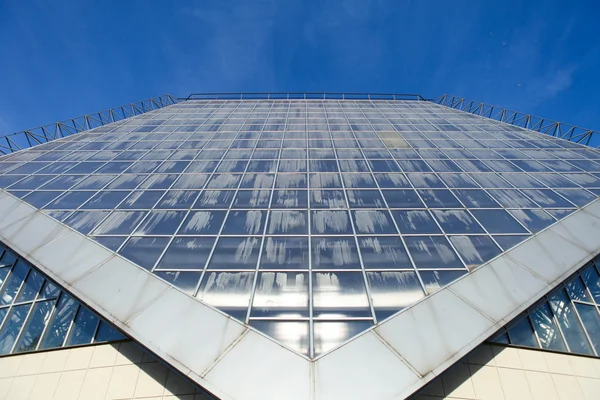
<box><xmin>183</xmin><ymin>92</ymin><xmax>427</xmax><ymax>101</ymax></box>
<box><xmin>435</xmin><ymin>94</ymin><xmax>600</xmax><ymax>148</ymax></box>
<box><xmin>0</xmin><ymin>94</ymin><xmax>179</xmax><ymax>155</ymax></box>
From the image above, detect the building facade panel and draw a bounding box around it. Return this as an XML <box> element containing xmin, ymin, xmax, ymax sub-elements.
<box><xmin>411</xmin><ymin>343</ymin><xmax>600</xmax><ymax>400</ymax></box>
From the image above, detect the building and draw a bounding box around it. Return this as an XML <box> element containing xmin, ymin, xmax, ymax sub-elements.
<box><xmin>0</xmin><ymin>92</ymin><xmax>598</xmax><ymax>399</ymax></box>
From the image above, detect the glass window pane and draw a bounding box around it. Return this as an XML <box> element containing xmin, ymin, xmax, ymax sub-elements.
<box><xmin>15</xmin><ymin>300</ymin><xmax>54</xmax><ymax>353</ymax></box>
<box><xmin>0</xmin><ymin>261</ymin><xmax>29</xmax><ymax>306</ymax></box>
<box><xmin>432</xmin><ymin>210</ymin><xmax>484</xmax><ymax>234</ymax></box>
<box><xmin>154</xmin><ymin>271</ymin><xmax>201</xmax><ymax>295</ymax></box>
<box><xmin>381</xmin><ymin>189</ymin><xmax>424</xmax><ymax>208</ymax></box>
<box><xmin>134</xmin><ymin>211</ymin><xmax>187</xmax><ymax>235</ymax></box>
<box><xmin>508</xmin><ymin>209</ymin><xmax>555</xmax><ymax>233</ymax></box>
<box><xmin>221</xmin><ymin>210</ymin><xmax>267</xmax><ymax>235</ymax></box>
<box><xmin>193</xmin><ymin>190</ymin><xmax>236</xmax><ymax>209</ymax></box>
<box><xmin>404</xmin><ymin>236</ymin><xmax>464</xmax><ymax>269</ymax></box>
<box><xmin>272</xmin><ymin>190</ymin><xmax>308</xmax><ymax>208</ymax></box>
<box><xmin>118</xmin><ymin>191</ymin><xmax>165</xmax><ymax>209</ymax></box>
<box><xmin>418</xmin><ymin>189</ymin><xmax>462</xmax><ymax>208</ymax></box>
<box><xmin>207</xmin><ymin>237</ymin><xmax>260</xmax><ymax>270</ymax></box>
<box><xmin>92</xmin><ymin>211</ymin><xmax>148</xmax><ymax>235</ymax></box>
<box><xmin>311</xmin><ymin>210</ymin><xmax>352</xmax><ymax>235</ymax></box>
<box><xmin>581</xmin><ymin>264</ymin><xmax>600</xmax><ymax>303</ymax></box>
<box><xmin>40</xmin><ymin>294</ymin><xmax>78</xmax><ymax>349</ymax></box>
<box><xmin>358</xmin><ymin>236</ymin><xmax>412</xmax><ymax>270</ymax></box>
<box><xmin>311</xmin><ymin>238</ymin><xmax>361</xmax><ymax>269</ymax></box>
<box><xmin>95</xmin><ymin>321</ymin><xmax>125</xmax><ymax>342</ymax></box>
<box><xmin>251</xmin><ymin>272</ymin><xmax>309</xmax><ymax>318</ymax></box>
<box><xmin>391</xmin><ymin>210</ymin><xmax>440</xmax><ymax>234</ymax></box>
<box><xmin>250</xmin><ymin>321</ymin><xmax>309</xmax><ymax>355</ymax></box>
<box><xmin>232</xmin><ymin>190</ymin><xmax>271</xmax><ymax>208</ymax></box>
<box><xmin>471</xmin><ymin>210</ymin><xmax>529</xmax><ymax>234</ymax></box>
<box><xmin>66</xmin><ymin>306</ymin><xmax>98</xmax><ymax>346</ymax></box>
<box><xmin>92</xmin><ymin>236</ymin><xmax>127</xmax><ymax>252</ymax></box>
<box><xmin>508</xmin><ymin>316</ymin><xmax>538</xmax><ymax>347</ymax></box>
<box><xmin>346</xmin><ymin>190</ymin><xmax>385</xmax><ymax>208</ymax></box>
<box><xmin>260</xmin><ymin>237</ymin><xmax>309</xmax><ymax>270</ymax></box>
<box><xmin>520</xmin><ymin>189</ymin><xmax>576</xmax><ymax>208</ymax></box>
<box><xmin>44</xmin><ymin>191</ymin><xmax>96</xmax><ymax>209</ymax></box>
<box><xmin>196</xmin><ymin>271</ymin><xmax>254</xmax><ymax>321</ymax></box>
<box><xmin>16</xmin><ymin>269</ymin><xmax>44</xmax><ymax>303</ymax></box>
<box><xmin>118</xmin><ymin>237</ymin><xmax>170</xmax><ymax>271</ymax></box>
<box><xmin>549</xmin><ymin>289</ymin><xmax>592</xmax><ymax>355</ymax></box>
<box><xmin>575</xmin><ymin>303</ymin><xmax>600</xmax><ymax>354</ymax></box>
<box><xmin>313</xmin><ymin>320</ymin><xmax>372</xmax><ymax>356</ymax></box>
<box><xmin>310</xmin><ymin>190</ymin><xmax>347</xmax><ymax>209</ymax></box>
<box><xmin>0</xmin><ymin>304</ymin><xmax>32</xmax><ymax>354</ymax></box>
<box><xmin>266</xmin><ymin>211</ymin><xmax>307</xmax><ymax>235</ymax></box>
<box><xmin>530</xmin><ymin>302</ymin><xmax>567</xmax><ymax>351</ymax></box>
<box><xmin>452</xmin><ymin>189</ymin><xmax>500</xmax><ymax>208</ymax></box>
<box><xmin>312</xmin><ymin>272</ymin><xmax>371</xmax><ymax>318</ymax></box>
<box><xmin>155</xmin><ymin>190</ymin><xmax>199</xmax><ymax>209</ymax></box>
<box><xmin>178</xmin><ymin>211</ymin><xmax>226</xmax><ymax>235</ymax></box>
<box><xmin>155</xmin><ymin>237</ymin><xmax>215</xmax><ymax>271</ymax></box>
<box><xmin>351</xmin><ymin>210</ymin><xmax>397</xmax><ymax>234</ymax></box>
<box><xmin>367</xmin><ymin>271</ymin><xmax>425</xmax><ymax>320</ymax></box>
<box><xmin>418</xmin><ymin>270</ymin><xmax>467</xmax><ymax>294</ymax></box>
<box><xmin>448</xmin><ymin>235</ymin><xmax>502</xmax><ymax>269</ymax></box>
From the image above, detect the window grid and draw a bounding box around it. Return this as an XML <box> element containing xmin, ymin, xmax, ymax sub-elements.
<box><xmin>0</xmin><ymin>242</ymin><xmax>125</xmax><ymax>355</ymax></box>
<box><xmin>1</xmin><ymin>99</ymin><xmax>599</xmax><ymax>357</ymax></box>
<box><xmin>491</xmin><ymin>256</ymin><xmax>600</xmax><ymax>357</ymax></box>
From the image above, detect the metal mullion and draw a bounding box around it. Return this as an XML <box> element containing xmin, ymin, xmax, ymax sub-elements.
<box><xmin>303</xmin><ymin>100</ymin><xmax>315</xmax><ymax>357</ymax></box>
<box><xmin>332</xmin><ymin>101</ymin><xmax>378</xmax><ymax>324</ymax></box>
<box><xmin>193</xmin><ymin>101</ymin><xmax>263</xmax><ymax>298</ymax></box>
<box><xmin>114</xmin><ymin>102</ymin><xmax>232</xmax><ymax>253</ymax></box>
<box><xmin>245</xmin><ymin>101</ymin><xmax>282</xmax><ymax>324</ymax></box>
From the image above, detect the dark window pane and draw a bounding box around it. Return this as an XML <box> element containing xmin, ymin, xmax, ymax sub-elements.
<box><xmin>154</xmin><ymin>271</ymin><xmax>201</xmax><ymax>295</ymax></box>
<box><xmin>508</xmin><ymin>316</ymin><xmax>538</xmax><ymax>347</ymax></box>
<box><xmin>0</xmin><ymin>304</ymin><xmax>32</xmax><ymax>354</ymax></box>
<box><xmin>260</xmin><ymin>237</ymin><xmax>309</xmax><ymax>270</ymax></box>
<box><xmin>66</xmin><ymin>306</ymin><xmax>99</xmax><ymax>346</ymax></box>
<box><xmin>156</xmin><ymin>237</ymin><xmax>215</xmax><ymax>270</ymax></box>
<box><xmin>118</xmin><ymin>237</ymin><xmax>170</xmax><ymax>271</ymax></box>
<box><xmin>207</xmin><ymin>237</ymin><xmax>260</xmax><ymax>270</ymax></box>
<box><xmin>15</xmin><ymin>300</ymin><xmax>54</xmax><ymax>353</ymax></box>
<box><xmin>367</xmin><ymin>271</ymin><xmax>425</xmax><ymax>320</ymax></box>
<box><xmin>251</xmin><ymin>272</ymin><xmax>309</xmax><ymax>318</ymax></box>
<box><xmin>40</xmin><ymin>294</ymin><xmax>78</xmax><ymax>349</ymax></box>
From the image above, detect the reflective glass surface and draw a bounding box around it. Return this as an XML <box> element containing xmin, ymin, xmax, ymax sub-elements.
<box><xmin>0</xmin><ymin>242</ymin><xmax>125</xmax><ymax>355</ymax></box>
<box><xmin>1</xmin><ymin>98</ymin><xmax>599</xmax><ymax>357</ymax></box>
<box><xmin>491</xmin><ymin>256</ymin><xmax>600</xmax><ymax>357</ymax></box>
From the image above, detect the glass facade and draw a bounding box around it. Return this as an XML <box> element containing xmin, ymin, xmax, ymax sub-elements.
<box><xmin>0</xmin><ymin>98</ymin><xmax>599</xmax><ymax>357</ymax></box>
<box><xmin>0</xmin><ymin>241</ymin><xmax>124</xmax><ymax>355</ymax></box>
<box><xmin>491</xmin><ymin>255</ymin><xmax>600</xmax><ymax>357</ymax></box>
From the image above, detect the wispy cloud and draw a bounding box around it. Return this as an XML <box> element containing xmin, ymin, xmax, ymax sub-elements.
<box><xmin>526</xmin><ymin>65</ymin><xmax>577</xmax><ymax>104</ymax></box>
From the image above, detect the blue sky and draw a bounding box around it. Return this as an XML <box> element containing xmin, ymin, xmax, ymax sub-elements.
<box><xmin>1</xmin><ymin>1</ymin><xmax>599</xmax><ymax>134</ymax></box>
